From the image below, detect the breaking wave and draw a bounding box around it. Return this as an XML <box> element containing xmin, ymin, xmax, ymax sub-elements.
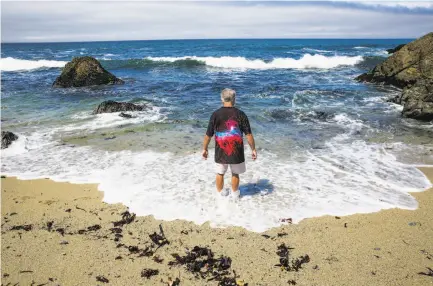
<box><xmin>1</xmin><ymin>54</ymin><xmax>366</xmax><ymax>72</ymax></box>
<box><xmin>143</xmin><ymin>54</ymin><xmax>363</xmax><ymax>69</ymax></box>
<box><xmin>0</xmin><ymin>57</ymin><xmax>67</xmax><ymax>71</ymax></box>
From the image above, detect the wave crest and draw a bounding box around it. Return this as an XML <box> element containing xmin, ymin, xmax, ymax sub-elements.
<box><xmin>0</xmin><ymin>57</ymin><xmax>67</xmax><ymax>71</ymax></box>
<box><xmin>145</xmin><ymin>54</ymin><xmax>363</xmax><ymax>69</ymax></box>
<box><xmin>1</xmin><ymin>54</ymin><xmax>364</xmax><ymax>72</ymax></box>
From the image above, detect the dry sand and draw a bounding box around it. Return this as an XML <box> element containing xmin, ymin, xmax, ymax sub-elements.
<box><xmin>1</xmin><ymin>168</ymin><xmax>433</xmax><ymax>286</ymax></box>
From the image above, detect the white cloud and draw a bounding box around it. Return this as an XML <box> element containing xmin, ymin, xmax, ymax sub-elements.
<box><xmin>1</xmin><ymin>1</ymin><xmax>432</xmax><ymax>42</ymax></box>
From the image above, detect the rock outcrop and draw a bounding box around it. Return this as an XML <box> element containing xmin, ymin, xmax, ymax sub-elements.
<box><xmin>398</xmin><ymin>79</ymin><xmax>433</xmax><ymax>120</ymax></box>
<box><xmin>93</xmin><ymin>100</ymin><xmax>146</xmax><ymax>114</ymax></box>
<box><xmin>386</xmin><ymin>44</ymin><xmax>406</xmax><ymax>54</ymax></box>
<box><xmin>356</xmin><ymin>32</ymin><xmax>433</xmax><ymax>121</ymax></box>
<box><xmin>53</xmin><ymin>57</ymin><xmax>124</xmax><ymax>88</ymax></box>
<box><xmin>2</xmin><ymin>131</ymin><xmax>18</xmax><ymax>149</ymax></box>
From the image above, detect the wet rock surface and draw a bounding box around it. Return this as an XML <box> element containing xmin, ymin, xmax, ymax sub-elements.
<box><xmin>356</xmin><ymin>32</ymin><xmax>433</xmax><ymax>121</ymax></box>
<box><xmin>1</xmin><ymin>131</ymin><xmax>18</xmax><ymax>149</ymax></box>
<box><xmin>93</xmin><ymin>100</ymin><xmax>147</xmax><ymax>115</ymax></box>
<box><xmin>53</xmin><ymin>56</ymin><xmax>124</xmax><ymax>88</ymax></box>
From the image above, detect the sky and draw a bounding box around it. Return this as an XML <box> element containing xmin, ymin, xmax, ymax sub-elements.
<box><xmin>1</xmin><ymin>1</ymin><xmax>433</xmax><ymax>42</ymax></box>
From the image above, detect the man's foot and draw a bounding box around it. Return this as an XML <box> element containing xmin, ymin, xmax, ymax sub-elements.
<box><xmin>231</xmin><ymin>189</ymin><xmax>240</xmax><ymax>200</ymax></box>
<box><xmin>218</xmin><ymin>188</ymin><xmax>230</xmax><ymax>197</ymax></box>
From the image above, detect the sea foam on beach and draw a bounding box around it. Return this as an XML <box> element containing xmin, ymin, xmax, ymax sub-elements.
<box><xmin>2</xmin><ymin>113</ymin><xmax>431</xmax><ymax>232</ymax></box>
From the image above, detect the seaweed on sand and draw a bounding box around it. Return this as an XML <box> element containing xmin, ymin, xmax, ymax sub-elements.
<box><xmin>418</xmin><ymin>267</ymin><xmax>433</xmax><ymax>277</ymax></box>
<box><xmin>141</xmin><ymin>268</ymin><xmax>159</xmax><ymax>279</ymax></box>
<box><xmin>96</xmin><ymin>276</ymin><xmax>109</xmax><ymax>283</ymax></box>
<box><xmin>275</xmin><ymin>243</ymin><xmax>310</xmax><ymax>272</ymax></box>
<box><xmin>149</xmin><ymin>224</ymin><xmax>169</xmax><ymax>249</ymax></box>
<box><xmin>113</xmin><ymin>211</ymin><xmax>136</xmax><ymax>227</ymax></box>
<box><xmin>11</xmin><ymin>224</ymin><xmax>32</xmax><ymax>231</ymax></box>
<box><xmin>168</xmin><ymin>246</ymin><xmax>247</xmax><ymax>285</ymax></box>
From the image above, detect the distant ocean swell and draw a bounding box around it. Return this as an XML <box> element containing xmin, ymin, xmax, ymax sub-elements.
<box><xmin>1</xmin><ymin>54</ymin><xmax>367</xmax><ymax>71</ymax></box>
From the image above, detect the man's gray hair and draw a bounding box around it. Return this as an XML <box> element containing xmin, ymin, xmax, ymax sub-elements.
<box><xmin>221</xmin><ymin>88</ymin><xmax>236</xmax><ymax>103</ymax></box>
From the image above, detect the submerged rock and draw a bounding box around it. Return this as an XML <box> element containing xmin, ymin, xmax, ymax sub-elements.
<box><xmin>356</xmin><ymin>32</ymin><xmax>433</xmax><ymax>121</ymax></box>
<box><xmin>53</xmin><ymin>56</ymin><xmax>124</xmax><ymax>88</ymax></box>
<box><xmin>119</xmin><ymin>112</ymin><xmax>133</xmax><ymax>118</ymax></box>
<box><xmin>269</xmin><ymin>109</ymin><xmax>333</xmax><ymax>121</ymax></box>
<box><xmin>93</xmin><ymin>100</ymin><xmax>146</xmax><ymax>114</ymax></box>
<box><xmin>1</xmin><ymin>131</ymin><xmax>18</xmax><ymax>149</ymax></box>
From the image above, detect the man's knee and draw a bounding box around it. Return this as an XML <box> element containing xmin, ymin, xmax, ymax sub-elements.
<box><xmin>231</xmin><ymin>173</ymin><xmax>239</xmax><ymax>178</ymax></box>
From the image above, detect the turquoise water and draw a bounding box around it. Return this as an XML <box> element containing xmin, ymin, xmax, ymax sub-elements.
<box><xmin>1</xmin><ymin>39</ymin><xmax>432</xmax><ymax>231</ymax></box>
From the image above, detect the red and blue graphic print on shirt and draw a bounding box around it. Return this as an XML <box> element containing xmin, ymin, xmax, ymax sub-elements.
<box><xmin>215</xmin><ymin>118</ymin><xmax>243</xmax><ymax>156</ymax></box>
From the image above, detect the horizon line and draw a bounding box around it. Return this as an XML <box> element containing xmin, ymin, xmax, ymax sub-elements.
<box><xmin>1</xmin><ymin>37</ymin><xmax>416</xmax><ymax>44</ymax></box>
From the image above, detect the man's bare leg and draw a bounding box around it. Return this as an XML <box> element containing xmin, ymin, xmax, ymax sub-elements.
<box><xmin>216</xmin><ymin>174</ymin><xmax>224</xmax><ymax>192</ymax></box>
<box><xmin>231</xmin><ymin>173</ymin><xmax>239</xmax><ymax>191</ymax></box>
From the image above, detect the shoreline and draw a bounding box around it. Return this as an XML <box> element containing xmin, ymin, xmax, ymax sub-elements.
<box><xmin>1</xmin><ymin>168</ymin><xmax>433</xmax><ymax>285</ymax></box>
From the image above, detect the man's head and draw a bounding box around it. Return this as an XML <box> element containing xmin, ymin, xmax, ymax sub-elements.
<box><xmin>221</xmin><ymin>88</ymin><xmax>236</xmax><ymax>105</ymax></box>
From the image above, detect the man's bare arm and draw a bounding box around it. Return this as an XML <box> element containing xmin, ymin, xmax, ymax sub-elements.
<box><xmin>246</xmin><ymin>134</ymin><xmax>255</xmax><ymax>150</ymax></box>
<box><xmin>246</xmin><ymin>134</ymin><xmax>257</xmax><ymax>160</ymax></box>
<box><xmin>203</xmin><ymin>135</ymin><xmax>211</xmax><ymax>150</ymax></box>
<box><xmin>202</xmin><ymin>135</ymin><xmax>212</xmax><ymax>159</ymax></box>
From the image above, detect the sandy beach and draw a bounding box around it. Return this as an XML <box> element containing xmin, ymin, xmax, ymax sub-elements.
<box><xmin>1</xmin><ymin>168</ymin><xmax>433</xmax><ymax>286</ymax></box>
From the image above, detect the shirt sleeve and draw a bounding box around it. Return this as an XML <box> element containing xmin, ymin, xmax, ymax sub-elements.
<box><xmin>240</xmin><ymin>112</ymin><xmax>252</xmax><ymax>135</ymax></box>
<box><xmin>206</xmin><ymin>112</ymin><xmax>215</xmax><ymax>137</ymax></box>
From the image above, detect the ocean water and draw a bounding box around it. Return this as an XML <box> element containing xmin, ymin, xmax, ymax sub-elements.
<box><xmin>1</xmin><ymin>39</ymin><xmax>432</xmax><ymax>232</ymax></box>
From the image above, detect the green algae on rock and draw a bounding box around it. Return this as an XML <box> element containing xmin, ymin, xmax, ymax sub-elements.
<box><xmin>53</xmin><ymin>56</ymin><xmax>124</xmax><ymax>88</ymax></box>
<box><xmin>356</xmin><ymin>32</ymin><xmax>433</xmax><ymax>121</ymax></box>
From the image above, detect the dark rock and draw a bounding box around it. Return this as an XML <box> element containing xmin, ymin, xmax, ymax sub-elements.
<box><xmin>401</xmin><ymin>79</ymin><xmax>433</xmax><ymax>121</ymax></box>
<box><xmin>356</xmin><ymin>32</ymin><xmax>433</xmax><ymax>121</ymax></box>
<box><xmin>2</xmin><ymin>131</ymin><xmax>18</xmax><ymax>149</ymax></box>
<box><xmin>355</xmin><ymin>33</ymin><xmax>433</xmax><ymax>88</ymax></box>
<box><xmin>386</xmin><ymin>44</ymin><xmax>406</xmax><ymax>54</ymax></box>
<box><xmin>53</xmin><ymin>56</ymin><xmax>124</xmax><ymax>88</ymax></box>
<box><xmin>269</xmin><ymin>109</ymin><xmax>333</xmax><ymax>121</ymax></box>
<box><xmin>93</xmin><ymin>100</ymin><xmax>146</xmax><ymax>115</ymax></box>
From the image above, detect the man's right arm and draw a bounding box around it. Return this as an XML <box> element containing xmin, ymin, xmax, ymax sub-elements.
<box><xmin>203</xmin><ymin>112</ymin><xmax>215</xmax><ymax>160</ymax></box>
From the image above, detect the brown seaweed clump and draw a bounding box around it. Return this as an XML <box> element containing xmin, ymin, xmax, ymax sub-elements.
<box><xmin>275</xmin><ymin>243</ymin><xmax>310</xmax><ymax>272</ymax></box>
<box><xmin>113</xmin><ymin>211</ymin><xmax>136</xmax><ymax>227</ymax></box>
<box><xmin>168</xmin><ymin>246</ymin><xmax>247</xmax><ymax>285</ymax></box>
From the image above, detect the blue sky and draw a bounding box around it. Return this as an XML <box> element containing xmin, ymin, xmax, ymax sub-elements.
<box><xmin>1</xmin><ymin>1</ymin><xmax>433</xmax><ymax>42</ymax></box>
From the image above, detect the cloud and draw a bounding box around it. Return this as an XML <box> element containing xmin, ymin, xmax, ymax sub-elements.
<box><xmin>1</xmin><ymin>1</ymin><xmax>432</xmax><ymax>42</ymax></box>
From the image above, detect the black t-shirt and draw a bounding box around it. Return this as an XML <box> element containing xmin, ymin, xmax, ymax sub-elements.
<box><xmin>206</xmin><ymin>107</ymin><xmax>252</xmax><ymax>164</ymax></box>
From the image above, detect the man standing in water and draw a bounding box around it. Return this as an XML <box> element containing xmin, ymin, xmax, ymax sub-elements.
<box><xmin>202</xmin><ymin>88</ymin><xmax>257</xmax><ymax>199</ymax></box>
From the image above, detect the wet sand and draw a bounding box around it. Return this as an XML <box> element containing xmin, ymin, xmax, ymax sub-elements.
<box><xmin>1</xmin><ymin>168</ymin><xmax>433</xmax><ymax>285</ymax></box>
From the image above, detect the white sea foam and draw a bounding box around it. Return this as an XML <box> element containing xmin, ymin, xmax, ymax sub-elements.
<box><xmin>62</xmin><ymin>106</ymin><xmax>168</xmax><ymax>132</ymax></box>
<box><xmin>0</xmin><ymin>57</ymin><xmax>67</xmax><ymax>71</ymax></box>
<box><xmin>302</xmin><ymin>48</ymin><xmax>333</xmax><ymax>53</ymax></box>
<box><xmin>1</xmin><ymin>125</ymin><xmax>431</xmax><ymax>232</ymax></box>
<box><xmin>354</xmin><ymin>46</ymin><xmax>368</xmax><ymax>49</ymax></box>
<box><xmin>145</xmin><ymin>54</ymin><xmax>363</xmax><ymax>69</ymax></box>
